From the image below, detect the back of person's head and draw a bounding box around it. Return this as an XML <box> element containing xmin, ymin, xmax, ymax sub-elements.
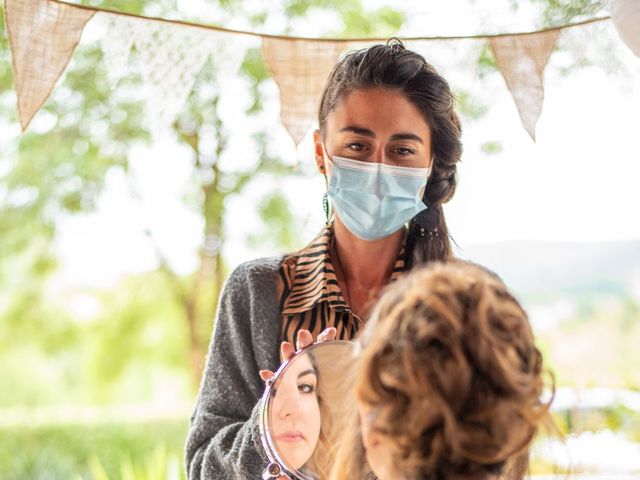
<box><xmin>331</xmin><ymin>261</ymin><xmax>553</xmax><ymax>480</ymax></box>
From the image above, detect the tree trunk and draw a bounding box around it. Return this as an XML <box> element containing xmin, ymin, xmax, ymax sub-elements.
<box><xmin>185</xmin><ymin>120</ymin><xmax>227</xmax><ymax>388</ymax></box>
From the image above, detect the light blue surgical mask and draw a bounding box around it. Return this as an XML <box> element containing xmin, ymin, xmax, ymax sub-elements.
<box><xmin>327</xmin><ymin>155</ymin><xmax>430</xmax><ymax>241</ymax></box>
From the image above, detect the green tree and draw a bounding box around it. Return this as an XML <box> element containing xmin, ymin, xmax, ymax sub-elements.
<box><xmin>0</xmin><ymin>0</ymin><xmax>406</xmax><ymax>391</ymax></box>
<box><xmin>0</xmin><ymin>0</ymin><xmax>152</xmax><ymax>361</ymax></box>
<box><xmin>529</xmin><ymin>0</ymin><xmax>607</xmax><ymax>24</ymax></box>
<box><xmin>2</xmin><ymin>0</ymin><xmax>610</xmax><ymax>394</ymax></box>
<box><xmin>165</xmin><ymin>0</ymin><xmax>406</xmax><ymax>384</ymax></box>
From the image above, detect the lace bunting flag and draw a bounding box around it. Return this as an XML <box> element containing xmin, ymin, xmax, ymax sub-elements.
<box><xmin>99</xmin><ymin>14</ymin><xmax>216</xmax><ymax>138</ymax></box>
<box><xmin>99</xmin><ymin>14</ymin><xmax>137</xmax><ymax>90</ymax></box>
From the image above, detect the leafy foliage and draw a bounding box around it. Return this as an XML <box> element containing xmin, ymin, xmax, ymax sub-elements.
<box><xmin>530</xmin><ymin>0</ymin><xmax>607</xmax><ymax>24</ymax></box>
<box><xmin>0</xmin><ymin>0</ymin><xmax>412</xmax><ymax>405</ymax></box>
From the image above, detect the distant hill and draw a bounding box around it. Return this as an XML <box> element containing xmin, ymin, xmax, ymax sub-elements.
<box><xmin>455</xmin><ymin>240</ymin><xmax>640</xmax><ymax>301</ymax></box>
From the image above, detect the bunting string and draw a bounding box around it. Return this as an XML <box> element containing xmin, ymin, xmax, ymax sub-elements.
<box><xmin>4</xmin><ymin>0</ymin><xmax>615</xmax><ymax>143</ymax></box>
<box><xmin>49</xmin><ymin>0</ymin><xmax>609</xmax><ymax>41</ymax></box>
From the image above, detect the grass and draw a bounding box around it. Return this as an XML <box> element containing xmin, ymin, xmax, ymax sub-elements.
<box><xmin>0</xmin><ymin>419</ymin><xmax>188</xmax><ymax>480</ymax></box>
<box><xmin>1</xmin><ymin>404</ymin><xmax>639</xmax><ymax>478</ymax></box>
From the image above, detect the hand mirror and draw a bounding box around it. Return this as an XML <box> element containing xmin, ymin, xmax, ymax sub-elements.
<box><xmin>259</xmin><ymin>341</ymin><xmax>358</xmax><ymax>480</ymax></box>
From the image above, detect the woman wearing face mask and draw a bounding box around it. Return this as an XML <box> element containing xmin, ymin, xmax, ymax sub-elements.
<box><xmin>330</xmin><ymin>261</ymin><xmax>554</xmax><ymax>480</ymax></box>
<box><xmin>185</xmin><ymin>39</ymin><xmax>463</xmax><ymax>479</ymax></box>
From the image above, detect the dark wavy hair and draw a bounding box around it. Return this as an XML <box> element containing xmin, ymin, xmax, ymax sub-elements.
<box><xmin>318</xmin><ymin>38</ymin><xmax>462</xmax><ymax>268</ymax></box>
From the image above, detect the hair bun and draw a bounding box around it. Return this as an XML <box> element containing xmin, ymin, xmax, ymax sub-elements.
<box><xmin>356</xmin><ymin>262</ymin><xmax>552</xmax><ymax>479</ymax></box>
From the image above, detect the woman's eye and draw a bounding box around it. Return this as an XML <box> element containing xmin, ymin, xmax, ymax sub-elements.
<box><xmin>346</xmin><ymin>143</ymin><xmax>366</xmax><ymax>152</ymax></box>
<box><xmin>395</xmin><ymin>147</ymin><xmax>416</xmax><ymax>156</ymax></box>
<box><xmin>298</xmin><ymin>383</ymin><xmax>316</xmax><ymax>394</ymax></box>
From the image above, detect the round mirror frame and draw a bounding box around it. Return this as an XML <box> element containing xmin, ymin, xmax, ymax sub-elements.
<box><xmin>259</xmin><ymin>340</ymin><xmax>354</xmax><ymax>480</ymax></box>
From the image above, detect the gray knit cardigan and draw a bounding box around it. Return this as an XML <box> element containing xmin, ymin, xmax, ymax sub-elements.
<box><xmin>185</xmin><ymin>255</ymin><xmax>286</xmax><ymax>479</ymax></box>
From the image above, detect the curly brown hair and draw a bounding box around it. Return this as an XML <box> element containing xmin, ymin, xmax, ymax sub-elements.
<box><xmin>330</xmin><ymin>261</ymin><xmax>553</xmax><ymax>480</ymax></box>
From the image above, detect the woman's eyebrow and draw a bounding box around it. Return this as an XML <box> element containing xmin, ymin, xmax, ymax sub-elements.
<box><xmin>297</xmin><ymin>369</ymin><xmax>317</xmax><ymax>379</ymax></box>
<box><xmin>339</xmin><ymin>125</ymin><xmax>375</xmax><ymax>137</ymax></box>
<box><xmin>339</xmin><ymin>125</ymin><xmax>423</xmax><ymax>144</ymax></box>
<box><xmin>390</xmin><ymin>133</ymin><xmax>423</xmax><ymax>144</ymax></box>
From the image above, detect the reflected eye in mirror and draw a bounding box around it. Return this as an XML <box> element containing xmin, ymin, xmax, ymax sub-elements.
<box><xmin>259</xmin><ymin>341</ymin><xmax>358</xmax><ymax>480</ymax></box>
<box><xmin>297</xmin><ymin>382</ymin><xmax>316</xmax><ymax>395</ymax></box>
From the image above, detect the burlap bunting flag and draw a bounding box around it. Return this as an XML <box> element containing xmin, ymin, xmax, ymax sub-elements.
<box><xmin>262</xmin><ymin>38</ymin><xmax>346</xmax><ymax>145</ymax></box>
<box><xmin>5</xmin><ymin>0</ymin><xmax>95</xmax><ymax>131</ymax></box>
<box><xmin>490</xmin><ymin>30</ymin><xmax>560</xmax><ymax>141</ymax></box>
<box><xmin>3</xmin><ymin>0</ymin><xmax>611</xmax><ymax>144</ymax></box>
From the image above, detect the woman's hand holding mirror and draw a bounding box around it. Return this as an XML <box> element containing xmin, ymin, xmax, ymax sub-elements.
<box><xmin>259</xmin><ymin>327</ymin><xmax>337</xmax><ymax>383</ymax></box>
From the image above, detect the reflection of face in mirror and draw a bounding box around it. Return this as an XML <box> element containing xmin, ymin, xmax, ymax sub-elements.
<box><xmin>260</xmin><ymin>342</ymin><xmax>358</xmax><ymax>480</ymax></box>
<box><xmin>270</xmin><ymin>353</ymin><xmax>321</xmax><ymax>471</ymax></box>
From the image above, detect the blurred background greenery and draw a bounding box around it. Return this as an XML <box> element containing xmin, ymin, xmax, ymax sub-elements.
<box><xmin>1</xmin><ymin>0</ymin><xmax>639</xmax><ymax>478</ymax></box>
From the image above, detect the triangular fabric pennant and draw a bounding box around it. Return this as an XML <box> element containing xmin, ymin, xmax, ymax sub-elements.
<box><xmin>611</xmin><ymin>0</ymin><xmax>640</xmax><ymax>58</ymax></box>
<box><xmin>98</xmin><ymin>13</ymin><xmax>138</xmax><ymax>89</ymax></box>
<box><xmin>262</xmin><ymin>38</ymin><xmax>346</xmax><ymax>145</ymax></box>
<box><xmin>489</xmin><ymin>30</ymin><xmax>560</xmax><ymax>141</ymax></box>
<box><xmin>5</xmin><ymin>0</ymin><xmax>95</xmax><ymax>131</ymax></box>
<box><xmin>132</xmin><ymin>22</ymin><xmax>217</xmax><ymax>138</ymax></box>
